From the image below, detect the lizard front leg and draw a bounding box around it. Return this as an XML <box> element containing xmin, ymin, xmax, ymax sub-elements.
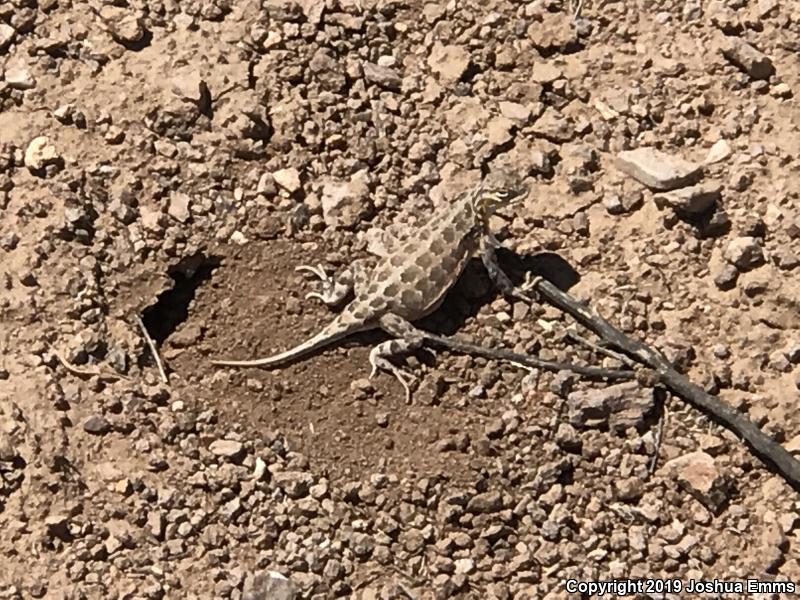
<box><xmin>480</xmin><ymin>235</ymin><xmax>515</xmax><ymax>297</ymax></box>
<box><xmin>369</xmin><ymin>313</ymin><xmax>425</xmax><ymax>403</ymax></box>
<box><xmin>296</xmin><ymin>259</ymin><xmax>370</xmax><ymax>308</ymax></box>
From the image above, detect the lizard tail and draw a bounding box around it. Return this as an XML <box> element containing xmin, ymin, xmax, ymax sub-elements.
<box><xmin>210</xmin><ymin>314</ymin><xmax>370</xmax><ymax>368</ymax></box>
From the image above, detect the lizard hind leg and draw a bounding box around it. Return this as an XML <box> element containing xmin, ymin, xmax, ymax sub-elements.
<box><xmin>368</xmin><ymin>313</ymin><xmax>426</xmax><ymax>403</ymax></box>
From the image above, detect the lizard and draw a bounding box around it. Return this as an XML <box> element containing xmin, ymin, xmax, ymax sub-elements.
<box><xmin>210</xmin><ymin>170</ymin><xmax>529</xmax><ymax>401</ymax></box>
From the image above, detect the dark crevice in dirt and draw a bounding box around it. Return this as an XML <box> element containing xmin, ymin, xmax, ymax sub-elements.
<box><xmin>141</xmin><ymin>253</ymin><xmax>221</xmax><ymax>345</ymax></box>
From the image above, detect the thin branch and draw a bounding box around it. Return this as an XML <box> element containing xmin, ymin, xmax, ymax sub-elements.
<box><xmin>564</xmin><ymin>328</ymin><xmax>635</xmax><ymax>367</ymax></box>
<box><xmin>648</xmin><ymin>398</ymin><xmax>667</xmax><ymax>477</ymax></box>
<box><xmin>422</xmin><ymin>332</ymin><xmax>634</xmax><ymax>381</ymax></box>
<box><xmin>520</xmin><ymin>275</ymin><xmax>800</xmax><ymax>490</ymax></box>
<box><xmin>134</xmin><ymin>315</ymin><xmax>169</xmax><ymax>384</ymax></box>
<box><xmin>572</xmin><ymin>0</ymin><xmax>585</xmax><ymax>22</ymax></box>
<box><xmin>55</xmin><ymin>351</ymin><xmax>130</xmax><ymax>381</ymax></box>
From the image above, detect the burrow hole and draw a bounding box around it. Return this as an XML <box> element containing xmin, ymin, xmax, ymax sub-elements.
<box><xmin>141</xmin><ymin>253</ymin><xmax>221</xmax><ymax>346</ymax></box>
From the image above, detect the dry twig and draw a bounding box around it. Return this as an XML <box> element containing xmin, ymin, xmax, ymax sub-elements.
<box><xmin>572</xmin><ymin>0</ymin><xmax>586</xmax><ymax>22</ymax></box>
<box><xmin>520</xmin><ymin>274</ymin><xmax>800</xmax><ymax>490</ymax></box>
<box><xmin>422</xmin><ymin>332</ymin><xmax>633</xmax><ymax>382</ymax></box>
<box><xmin>134</xmin><ymin>315</ymin><xmax>169</xmax><ymax>384</ymax></box>
<box><xmin>55</xmin><ymin>351</ymin><xmax>129</xmax><ymax>381</ymax></box>
<box><xmin>648</xmin><ymin>400</ymin><xmax>667</xmax><ymax>476</ymax></box>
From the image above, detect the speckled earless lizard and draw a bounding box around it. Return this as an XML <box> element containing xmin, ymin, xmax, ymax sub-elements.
<box><xmin>211</xmin><ymin>171</ymin><xmax>529</xmax><ymax>400</ymax></box>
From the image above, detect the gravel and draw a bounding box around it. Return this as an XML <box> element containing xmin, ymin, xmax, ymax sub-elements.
<box><xmin>1</xmin><ymin>0</ymin><xmax>798</xmax><ymax>596</ymax></box>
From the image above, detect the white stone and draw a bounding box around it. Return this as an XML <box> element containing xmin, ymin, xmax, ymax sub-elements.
<box><xmin>428</xmin><ymin>42</ymin><xmax>471</xmax><ymax>83</ymax></box>
<box><xmin>273</xmin><ymin>168</ymin><xmax>302</xmax><ymax>193</ymax></box>
<box><xmin>229</xmin><ymin>230</ymin><xmax>248</xmax><ymax>245</ymax></box>
<box><xmin>167</xmin><ymin>192</ymin><xmax>191</xmax><ymax>223</ymax></box>
<box><xmin>704</xmin><ymin>139</ymin><xmax>732</xmax><ymax>164</ymax></box>
<box><xmin>24</xmin><ymin>136</ymin><xmax>59</xmax><ymax>171</ymax></box>
<box><xmin>0</xmin><ymin>24</ymin><xmax>15</xmax><ymax>50</ymax></box>
<box><xmin>616</xmin><ymin>147</ymin><xmax>702</xmax><ymax>191</ymax></box>
<box><xmin>5</xmin><ymin>65</ymin><xmax>35</xmax><ymax>90</ymax></box>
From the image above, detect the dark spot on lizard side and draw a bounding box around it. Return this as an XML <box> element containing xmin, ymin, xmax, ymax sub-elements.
<box><xmin>416</xmin><ymin>252</ymin><xmax>434</xmax><ymax>269</ymax></box>
<box><xmin>400</xmin><ymin>263</ymin><xmax>424</xmax><ymax>284</ymax></box>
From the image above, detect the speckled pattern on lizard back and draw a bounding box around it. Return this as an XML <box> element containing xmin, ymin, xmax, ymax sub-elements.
<box><xmin>211</xmin><ymin>170</ymin><xmax>529</xmax><ymax>400</ymax></box>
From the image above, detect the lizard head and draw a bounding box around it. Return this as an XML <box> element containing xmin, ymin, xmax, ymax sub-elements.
<box><xmin>471</xmin><ymin>170</ymin><xmax>529</xmax><ymax>220</ymax></box>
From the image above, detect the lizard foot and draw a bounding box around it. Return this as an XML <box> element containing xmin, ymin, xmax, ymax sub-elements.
<box><xmin>368</xmin><ymin>344</ymin><xmax>418</xmax><ymax>403</ymax></box>
<box><xmin>515</xmin><ymin>272</ymin><xmax>543</xmax><ymax>302</ymax></box>
<box><xmin>295</xmin><ymin>263</ymin><xmax>351</xmax><ymax>307</ymax></box>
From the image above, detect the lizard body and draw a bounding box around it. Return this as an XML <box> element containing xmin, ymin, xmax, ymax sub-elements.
<box><xmin>211</xmin><ymin>171</ymin><xmax>528</xmax><ymax>399</ymax></box>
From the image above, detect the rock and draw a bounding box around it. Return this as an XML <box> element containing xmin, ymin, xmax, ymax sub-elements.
<box><xmin>274</xmin><ymin>471</ymin><xmax>314</xmax><ymax>499</ymax></box>
<box><xmin>400</xmin><ymin>528</ymin><xmax>425</xmax><ymax>553</ymax></box>
<box><xmin>454</xmin><ymin>557</ymin><xmax>475</xmax><ymax>574</ymax></box>
<box><xmin>362</xmin><ymin>62</ymin><xmax>401</xmax><ymax>91</ymax></box>
<box><xmin>209</xmin><ymin>439</ymin><xmax>245</xmax><ymax>459</ymax></box>
<box><xmin>147</xmin><ymin>511</ymin><xmax>165</xmax><ymax>539</ymax></box>
<box><xmin>703</xmin><ymin>209</ymin><xmax>731</xmax><ymax>238</ymax></box>
<box><xmin>768</xmin><ymin>350</ymin><xmax>791</xmax><ymax>372</ymax></box>
<box><xmin>230</xmin><ymin>230</ymin><xmax>248</xmax><ymax>245</ymax></box>
<box><xmin>531</xmin><ymin>62</ymin><xmax>562</xmax><ymax>84</ymax></box>
<box><xmin>530</xmin><ymin>13</ymin><xmax>577</xmax><ymax>52</ymax></box>
<box><xmin>616</xmin><ymin>148</ymin><xmax>703</xmax><ymax>191</ymax></box>
<box><xmin>788</xmin><ymin>216</ymin><xmax>800</xmax><ymax>239</ymax></box>
<box><xmin>0</xmin><ymin>434</ymin><xmax>15</xmax><ymax>461</ymax></box>
<box><xmin>0</xmin><ymin>24</ymin><xmax>16</xmax><ymax>51</ymax></box>
<box><xmin>320</xmin><ymin>172</ymin><xmax>371</xmax><ymax>229</ymax></box>
<box><xmin>787</xmin><ymin>434</ymin><xmax>800</xmax><ymax>455</ymax></box>
<box><xmin>498</xmin><ymin>101</ymin><xmax>531</xmax><ymax>123</ymax></box>
<box><xmin>615</xmin><ymin>477</ymin><xmax>644</xmax><ymax>502</ymax></box>
<box><xmin>253</xmin><ymin>457</ymin><xmax>267</xmax><ymax>481</ymax></box>
<box><xmin>757</xmin><ymin>0</ymin><xmax>778</xmax><ymax>17</ymax></box>
<box><xmin>273</xmin><ymin>168</ymin><xmax>302</xmax><ymax>193</ymax></box>
<box><xmin>711</xmin><ymin>263</ymin><xmax>739</xmax><ymax>291</ymax></box>
<box><xmin>723</xmin><ymin>236</ymin><xmax>764</xmax><ymax>270</ymax></box>
<box><xmin>760</xmin><ymin>523</ymin><xmax>787</xmax><ymax>573</ymax></box>
<box><xmin>653</xmin><ymin>181</ymin><xmax>721</xmax><ymax>214</ymax></box>
<box><xmin>220</xmin><ymin>496</ymin><xmax>242</xmax><ymax>520</ymax></box>
<box><xmin>554</xmin><ymin>423</ymin><xmax>581</xmax><ymax>453</ymax></box>
<box><xmin>83</xmin><ymin>414</ymin><xmax>111</xmax><ymax>435</ymax></box>
<box><xmin>24</xmin><ymin>137</ymin><xmax>61</xmax><ymax>171</ymax></box>
<box><xmin>721</xmin><ymin>38</ymin><xmax>775</xmax><ymax>81</ymax></box>
<box><xmin>484</xmin><ymin>418</ymin><xmax>505</xmax><ymax>439</ymax></box>
<box><xmin>99</xmin><ymin>6</ymin><xmax>145</xmax><ymax>44</ymax></box>
<box><xmin>170</xmin><ymin>323</ymin><xmax>202</xmax><ymax>348</ymax></box>
<box><xmin>530</xmin><ymin>107</ymin><xmax>574</xmax><ymax>143</ymax></box>
<box><xmin>105</xmin><ymin>534</ymin><xmax>124</xmax><ymax>555</ymax></box>
<box><xmin>168</xmin><ymin>192</ymin><xmax>191</xmax><ymax>223</ymax></box>
<box><xmin>603</xmin><ymin>193</ymin><xmax>625</xmax><ymax>215</ymax></box>
<box><xmin>664</xmin><ymin>451</ymin><xmax>731</xmax><ymax>514</ymax></box>
<box><xmin>171</xmin><ymin>71</ymin><xmax>207</xmax><ymax>103</ymax></box>
<box><xmin>428</xmin><ymin>43</ymin><xmax>471</xmax><ymax>83</ymax></box>
<box><xmin>704</xmin><ymin>139</ymin><xmax>732</xmax><ymax>164</ymax></box>
<box><xmin>45</xmin><ymin>515</ymin><xmax>71</xmax><ymax>541</ymax></box>
<box><xmin>467</xmin><ymin>490</ymin><xmax>502</xmax><ymax>514</ymax></box>
<box><xmin>485</xmin><ymin>116</ymin><xmax>514</xmax><ymax>147</ymax></box>
<box><xmin>5</xmin><ymin>65</ymin><xmax>35</xmax><ymax>90</ymax></box>
<box><xmin>787</xmin><ymin>345</ymin><xmax>800</xmax><ymax>364</ymax></box>
<box><xmin>770</xmin><ymin>82</ymin><xmax>792</xmax><ymax>98</ymax></box>
<box><xmin>567</xmin><ymin>381</ymin><xmax>656</xmax><ymax>432</ymax></box>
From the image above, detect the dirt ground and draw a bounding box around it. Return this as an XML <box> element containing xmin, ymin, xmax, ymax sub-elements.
<box><xmin>2</xmin><ymin>0</ymin><xmax>800</xmax><ymax>598</ymax></box>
